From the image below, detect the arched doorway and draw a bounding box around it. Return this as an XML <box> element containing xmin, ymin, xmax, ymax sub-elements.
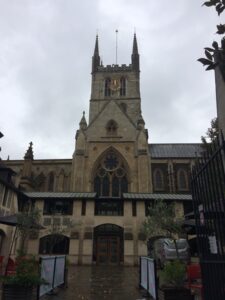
<box><xmin>39</xmin><ymin>234</ymin><xmax>70</xmax><ymax>255</ymax></box>
<box><xmin>93</xmin><ymin>224</ymin><xmax>124</xmax><ymax>265</ymax></box>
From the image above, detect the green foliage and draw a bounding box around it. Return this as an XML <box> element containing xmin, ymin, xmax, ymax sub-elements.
<box><xmin>203</xmin><ymin>0</ymin><xmax>225</xmax><ymax>15</ymax></box>
<box><xmin>201</xmin><ymin>117</ymin><xmax>219</xmax><ymax>147</ymax></box>
<box><xmin>1</xmin><ymin>256</ymin><xmax>46</xmax><ymax>287</ymax></box>
<box><xmin>142</xmin><ymin>200</ymin><xmax>183</xmax><ymax>240</ymax></box>
<box><xmin>17</xmin><ymin>208</ymin><xmax>41</xmax><ymax>253</ymax></box>
<box><xmin>161</xmin><ymin>260</ymin><xmax>186</xmax><ymax>288</ymax></box>
<box><xmin>199</xmin><ymin>1</ymin><xmax>225</xmax><ymax>79</ymax></box>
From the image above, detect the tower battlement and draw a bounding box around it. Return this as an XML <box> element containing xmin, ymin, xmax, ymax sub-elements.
<box><xmin>97</xmin><ymin>64</ymin><xmax>132</xmax><ymax>72</ymax></box>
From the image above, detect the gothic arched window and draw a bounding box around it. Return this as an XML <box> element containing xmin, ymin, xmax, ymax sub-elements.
<box><xmin>34</xmin><ymin>172</ymin><xmax>46</xmax><ymax>191</ymax></box>
<box><xmin>105</xmin><ymin>78</ymin><xmax>111</xmax><ymax>96</ymax></box>
<box><xmin>48</xmin><ymin>172</ymin><xmax>54</xmax><ymax>192</ymax></box>
<box><xmin>93</xmin><ymin>150</ymin><xmax>128</xmax><ymax>197</ymax></box>
<box><xmin>120</xmin><ymin>77</ymin><xmax>126</xmax><ymax>96</ymax></box>
<box><xmin>106</xmin><ymin>120</ymin><xmax>118</xmax><ymax>135</ymax></box>
<box><xmin>120</xmin><ymin>102</ymin><xmax>127</xmax><ymax>113</ymax></box>
<box><xmin>177</xmin><ymin>169</ymin><xmax>188</xmax><ymax>191</ymax></box>
<box><xmin>153</xmin><ymin>169</ymin><xmax>165</xmax><ymax>191</ymax></box>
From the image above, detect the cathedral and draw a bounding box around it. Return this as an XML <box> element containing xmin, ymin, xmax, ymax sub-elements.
<box><xmin>3</xmin><ymin>34</ymin><xmax>201</xmax><ymax>265</ymax></box>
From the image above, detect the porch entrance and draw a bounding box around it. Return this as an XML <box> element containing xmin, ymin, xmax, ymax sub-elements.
<box><xmin>93</xmin><ymin>224</ymin><xmax>124</xmax><ymax>265</ymax></box>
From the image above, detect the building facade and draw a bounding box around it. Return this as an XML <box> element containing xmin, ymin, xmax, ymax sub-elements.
<box><xmin>4</xmin><ymin>35</ymin><xmax>202</xmax><ymax>265</ymax></box>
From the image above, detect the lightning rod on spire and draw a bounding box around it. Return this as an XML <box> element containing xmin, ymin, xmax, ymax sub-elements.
<box><xmin>115</xmin><ymin>29</ymin><xmax>118</xmax><ymax>65</ymax></box>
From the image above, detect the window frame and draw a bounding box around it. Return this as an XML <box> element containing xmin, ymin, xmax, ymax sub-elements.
<box><xmin>94</xmin><ymin>199</ymin><xmax>124</xmax><ymax>216</ymax></box>
<box><xmin>43</xmin><ymin>198</ymin><xmax>73</xmax><ymax>215</ymax></box>
<box><xmin>153</xmin><ymin>168</ymin><xmax>165</xmax><ymax>191</ymax></box>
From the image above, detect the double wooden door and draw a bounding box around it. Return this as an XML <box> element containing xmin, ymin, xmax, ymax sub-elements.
<box><xmin>96</xmin><ymin>236</ymin><xmax>120</xmax><ymax>265</ymax></box>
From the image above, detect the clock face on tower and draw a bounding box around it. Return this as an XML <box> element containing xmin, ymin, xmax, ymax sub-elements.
<box><xmin>110</xmin><ymin>79</ymin><xmax>121</xmax><ymax>91</ymax></box>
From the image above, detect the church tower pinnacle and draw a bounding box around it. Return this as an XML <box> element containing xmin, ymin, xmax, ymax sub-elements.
<box><xmin>92</xmin><ymin>35</ymin><xmax>100</xmax><ymax>73</ymax></box>
<box><xmin>131</xmin><ymin>33</ymin><xmax>139</xmax><ymax>73</ymax></box>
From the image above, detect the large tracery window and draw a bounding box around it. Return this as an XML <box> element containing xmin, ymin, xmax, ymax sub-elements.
<box><xmin>93</xmin><ymin>150</ymin><xmax>128</xmax><ymax>197</ymax></box>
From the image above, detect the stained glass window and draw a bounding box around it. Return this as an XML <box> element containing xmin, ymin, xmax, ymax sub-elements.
<box><xmin>48</xmin><ymin>172</ymin><xmax>54</xmax><ymax>192</ymax></box>
<box><xmin>177</xmin><ymin>169</ymin><xmax>188</xmax><ymax>190</ymax></box>
<box><xmin>102</xmin><ymin>175</ymin><xmax>110</xmax><ymax>196</ymax></box>
<box><xmin>112</xmin><ymin>176</ymin><xmax>119</xmax><ymax>197</ymax></box>
<box><xmin>93</xmin><ymin>150</ymin><xmax>128</xmax><ymax>197</ymax></box>
<box><xmin>153</xmin><ymin>169</ymin><xmax>164</xmax><ymax>191</ymax></box>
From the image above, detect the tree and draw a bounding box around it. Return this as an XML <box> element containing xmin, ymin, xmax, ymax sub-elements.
<box><xmin>198</xmin><ymin>1</ymin><xmax>225</xmax><ymax>80</ymax></box>
<box><xmin>142</xmin><ymin>200</ymin><xmax>184</xmax><ymax>259</ymax></box>
<box><xmin>17</xmin><ymin>208</ymin><xmax>41</xmax><ymax>255</ymax></box>
<box><xmin>201</xmin><ymin>117</ymin><xmax>219</xmax><ymax>146</ymax></box>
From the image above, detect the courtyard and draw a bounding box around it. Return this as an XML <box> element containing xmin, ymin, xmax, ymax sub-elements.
<box><xmin>42</xmin><ymin>266</ymin><xmax>149</xmax><ymax>300</ymax></box>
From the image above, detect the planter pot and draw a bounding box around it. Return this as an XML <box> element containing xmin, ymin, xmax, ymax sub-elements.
<box><xmin>2</xmin><ymin>284</ymin><xmax>33</xmax><ymax>300</ymax></box>
<box><xmin>158</xmin><ymin>287</ymin><xmax>192</xmax><ymax>300</ymax></box>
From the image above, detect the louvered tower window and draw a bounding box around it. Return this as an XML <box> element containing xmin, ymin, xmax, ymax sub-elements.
<box><xmin>105</xmin><ymin>78</ymin><xmax>111</xmax><ymax>96</ymax></box>
<box><xmin>120</xmin><ymin>77</ymin><xmax>126</xmax><ymax>96</ymax></box>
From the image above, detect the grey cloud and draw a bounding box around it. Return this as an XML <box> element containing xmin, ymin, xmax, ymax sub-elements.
<box><xmin>0</xmin><ymin>0</ymin><xmax>219</xmax><ymax>159</ymax></box>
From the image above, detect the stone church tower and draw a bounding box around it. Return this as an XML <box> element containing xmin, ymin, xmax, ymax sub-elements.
<box><xmin>71</xmin><ymin>34</ymin><xmax>152</xmax><ymax>195</ymax></box>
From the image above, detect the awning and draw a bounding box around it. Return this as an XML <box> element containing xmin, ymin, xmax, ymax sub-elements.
<box><xmin>25</xmin><ymin>192</ymin><xmax>96</xmax><ymax>199</ymax></box>
<box><xmin>123</xmin><ymin>193</ymin><xmax>192</xmax><ymax>201</ymax></box>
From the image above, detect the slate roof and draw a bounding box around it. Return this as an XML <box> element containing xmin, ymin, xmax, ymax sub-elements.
<box><xmin>149</xmin><ymin>143</ymin><xmax>202</xmax><ymax>158</ymax></box>
<box><xmin>25</xmin><ymin>192</ymin><xmax>96</xmax><ymax>199</ymax></box>
<box><xmin>123</xmin><ymin>193</ymin><xmax>192</xmax><ymax>201</ymax></box>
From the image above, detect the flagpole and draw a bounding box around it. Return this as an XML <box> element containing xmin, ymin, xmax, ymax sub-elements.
<box><xmin>116</xmin><ymin>29</ymin><xmax>118</xmax><ymax>65</ymax></box>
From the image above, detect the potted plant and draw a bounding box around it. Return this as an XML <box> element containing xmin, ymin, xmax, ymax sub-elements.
<box><xmin>158</xmin><ymin>260</ymin><xmax>191</xmax><ymax>300</ymax></box>
<box><xmin>0</xmin><ymin>208</ymin><xmax>46</xmax><ymax>300</ymax></box>
<box><xmin>1</xmin><ymin>254</ymin><xmax>46</xmax><ymax>300</ymax></box>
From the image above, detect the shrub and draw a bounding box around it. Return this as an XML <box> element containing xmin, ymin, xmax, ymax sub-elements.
<box><xmin>161</xmin><ymin>260</ymin><xmax>186</xmax><ymax>288</ymax></box>
<box><xmin>1</xmin><ymin>255</ymin><xmax>46</xmax><ymax>287</ymax></box>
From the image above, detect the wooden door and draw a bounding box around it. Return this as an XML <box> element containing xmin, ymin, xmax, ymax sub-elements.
<box><xmin>97</xmin><ymin>236</ymin><xmax>120</xmax><ymax>265</ymax></box>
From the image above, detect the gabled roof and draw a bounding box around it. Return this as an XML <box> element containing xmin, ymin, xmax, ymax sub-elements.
<box><xmin>25</xmin><ymin>192</ymin><xmax>96</xmax><ymax>199</ymax></box>
<box><xmin>88</xmin><ymin>99</ymin><xmax>137</xmax><ymax>130</ymax></box>
<box><xmin>149</xmin><ymin>143</ymin><xmax>202</xmax><ymax>158</ymax></box>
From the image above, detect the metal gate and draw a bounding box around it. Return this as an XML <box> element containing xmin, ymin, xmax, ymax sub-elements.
<box><xmin>191</xmin><ymin>134</ymin><xmax>225</xmax><ymax>300</ymax></box>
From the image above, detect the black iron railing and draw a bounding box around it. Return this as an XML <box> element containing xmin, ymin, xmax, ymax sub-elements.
<box><xmin>191</xmin><ymin>133</ymin><xmax>225</xmax><ymax>300</ymax></box>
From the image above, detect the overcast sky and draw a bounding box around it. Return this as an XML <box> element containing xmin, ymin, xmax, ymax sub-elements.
<box><xmin>0</xmin><ymin>0</ymin><xmax>221</xmax><ymax>160</ymax></box>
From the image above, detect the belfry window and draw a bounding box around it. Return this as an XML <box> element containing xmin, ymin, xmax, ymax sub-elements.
<box><xmin>153</xmin><ymin>169</ymin><xmax>165</xmax><ymax>191</ymax></box>
<box><xmin>120</xmin><ymin>77</ymin><xmax>126</xmax><ymax>96</ymax></box>
<box><xmin>106</xmin><ymin>120</ymin><xmax>118</xmax><ymax>135</ymax></box>
<box><xmin>93</xmin><ymin>150</ymin><xmax>128</xmax><ymax>198</ymax></box>
<box><xmin>105</xmin><ymin>78</ymin><xmax>111</xmax><ymax>96</ymax></box>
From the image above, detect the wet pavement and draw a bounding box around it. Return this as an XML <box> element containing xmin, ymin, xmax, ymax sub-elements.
<box><xmin>43</xmin><ymin>266</ymin><xmax>150</xmax><ymax>300</ymax></box>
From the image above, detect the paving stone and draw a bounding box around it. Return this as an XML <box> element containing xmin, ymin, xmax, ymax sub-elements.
<box><xmin>42</xmin><ymin>266</ymin><xmax>151</xmax><ymax>300</ymax></box>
